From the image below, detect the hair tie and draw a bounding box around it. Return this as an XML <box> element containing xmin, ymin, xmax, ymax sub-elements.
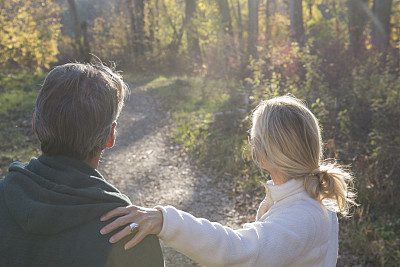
<box><xmin>309</xmin><ymin>167</ymin><xmax>327</xmax><ymax>184</ymax></box>
<box><xmin>309</xmin><ymin>167</ymin><xmax>320</xmax><ymax>177</ymax></box>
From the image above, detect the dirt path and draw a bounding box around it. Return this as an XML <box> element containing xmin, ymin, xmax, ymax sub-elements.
<box><xmin>99</xmin><ymin>86</ymin><xmax>243</xmax><ymax>266</ymax></box>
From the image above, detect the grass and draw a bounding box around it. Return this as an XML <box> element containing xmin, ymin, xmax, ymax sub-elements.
<box><xmin>0</xmin><ymin>71</ymin><xmax>43</xmax><ymax>177</ymax></box>
<box><xmin>339</xmin><ymin>213</ymin><xmax>400</xmax><ymax>266</ymax></box>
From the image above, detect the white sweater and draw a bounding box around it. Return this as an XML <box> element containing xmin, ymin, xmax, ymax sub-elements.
<box><xmin>156</xmin><ymin>179</ymin><xmax>338</xmax><ymax>267</ymax></box>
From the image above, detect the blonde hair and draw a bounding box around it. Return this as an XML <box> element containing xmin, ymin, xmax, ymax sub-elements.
<box><xmin>250</xmin><ymin>95</ymin><xmax>356</xmax><ymax>216</ymax></box>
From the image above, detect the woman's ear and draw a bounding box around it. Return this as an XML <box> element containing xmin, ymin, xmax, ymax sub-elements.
<box><xmin>106</xmin><ymin>122</ymin><xmax>117</xmax><ymax>148</ymax></box>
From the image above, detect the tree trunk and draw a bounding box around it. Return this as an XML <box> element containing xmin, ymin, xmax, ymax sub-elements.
<box><xmin>265</xmin><ymin>0</ymin><xmax>276</xmax><ymax>38</ymax></box>
<box><xmin>66</xmin><ymin>0</ymin><xmax>83</xmax><ymax>60</ymax></box>
<box><xmin>134</xmin><ymin>0</ymin><xmax>145</xmax><ymax>57</ymax></box>
<box><xmin>147</xmin><ymin>1</ymin><xmax>155</xmax><ymax>54</ymax></box>
<box><xmin>161</xmin><ymin>0</ymin><xmax>185</xmax><ymax>54</ymax></box>
<box><xmin>233</xmin><ymin>0</ymin><xmax>245</xmax><ymax>72</ymax></box>
<box><xmin>185</xmin><ymin>0</ymin><xmax>202</xmax><ymax>69</ymax></box>
<box><xmin>80</xmin><ymin>21</ymin><xmax>91</xmax><ymax>62</ymax></box>
<box><xmin>126</xmin><ymin>0</ymin><xmax>145</xmax><ymax>64</ymax></box>
<box><xmin>126</xmin><ymin>0</ymin><xmax>136</xmax><ymax>57</ymax></box>
<box><xmin>289</xmin><ymin>0</ymin><xmax>305</xmax><ymax>46</ymax></box>
<box><xmin>248</xmin><ymin>0</ymin><xmax>258</xmax><ymax>59</ymax></box>
<box><xmin>234</xmin><ymin>0</ymin><xmax>244</xmax><ymax>55</ymax></box>
<box><xmin>372</xmin><ymin>0</ymin><xmax>393</xmax><ymax>52</ymax></box>
<box><xmin>217</xmin><ymin>0</ymin><xmax>235</xmax><ymax>76</ymax></box>
<box><xmin>347</xmin><ymin>0</ymin><xmax>369</xmax><ymax>56</ymax></box>
<box><xmin>217</xmin><ymin>0</ymin><xmax>233</xmax><ymax>36</ymax></box>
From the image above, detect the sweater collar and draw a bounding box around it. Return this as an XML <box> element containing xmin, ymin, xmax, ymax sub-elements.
<box><xmin>266</xmin><ymin>178</ymin><xmax>305</xmax><ymax>203</ymax></box>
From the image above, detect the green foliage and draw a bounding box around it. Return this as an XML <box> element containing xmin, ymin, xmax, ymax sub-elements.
<box><xmin>348</xmin><ymin>55</ymin><xmax>400</xmax><ymax>213</ymax></box>
<box><xmin>0</xmin><ymin>0</ymin><xmax>61</xmax><ymax>70</ymax></box>
<box><xmin>91</xmin><ymin>4</ymin><xmax>131</xmax><ymax>66</ymax></box>
<box><xmin>339</xmin><ymin>214</ymin><xmax>400</xmax><ymax>266</ymax></box>
<box><xmin>248</xmin><ymin>36</ymin><xmax>400</xmax><ymax>266</ymax></box>
<box><xmin>0</xmin><ymin>72</ymin><xmax>43</xmax><ymax>177</ymax></box>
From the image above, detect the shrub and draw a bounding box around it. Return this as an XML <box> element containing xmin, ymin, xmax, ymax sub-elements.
<box><xmin>0</xmin><ymin>71</ymin><xmax>43</xmax><ymax>177</ymax></box>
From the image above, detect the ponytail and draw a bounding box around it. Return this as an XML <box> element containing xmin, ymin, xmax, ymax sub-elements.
<box><xmin>304</xmin><ymin>162</ymin><xmax>357</xmax><ymax>216</ymax></box>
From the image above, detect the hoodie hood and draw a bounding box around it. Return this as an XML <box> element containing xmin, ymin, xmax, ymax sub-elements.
<box><xmin>2</xmin><ymin>155</ymin><xmax>131</xmax><ymax>235</ymax></box>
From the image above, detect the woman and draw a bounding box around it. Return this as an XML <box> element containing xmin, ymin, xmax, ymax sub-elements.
<box><xmin>100</xmin><ymin>95</ymin><xmax>356</xmax><ymax>266</ymax></box>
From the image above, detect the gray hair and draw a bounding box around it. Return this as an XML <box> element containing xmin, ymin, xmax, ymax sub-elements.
<box><xmin>34</xmin><ymin>63</ymin><xmax>128</xmax><ymax>160</ymax></box>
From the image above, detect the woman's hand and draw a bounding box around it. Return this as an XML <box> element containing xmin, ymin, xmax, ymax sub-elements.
<box><xmin>100</xmin><ymin>205</ymin><xmax>163</xmax><ymax>250</ymax></box>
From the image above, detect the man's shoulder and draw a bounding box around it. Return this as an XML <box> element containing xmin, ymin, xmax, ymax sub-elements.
<box><xmin>105</xmin><ymin>234</ymin><xmax>164</xmax><ymax>267</ymax></box>
<box><xmin>0</xmin><ymin>177</ymin><xmax>4</xmax><ymax>202</ymax></box>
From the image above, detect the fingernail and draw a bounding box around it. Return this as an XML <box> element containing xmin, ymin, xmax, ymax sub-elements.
<box><xmin>100</xmin><ymin>216</ymin><xmax>105</xmax><ymax>221</ymax></box>
<box><xmin>109</xmin><ymin>238</ymin><xmax>115</xmax><ymax>243</ymax></box>
<box><xmin>100</xmin><ymin>229</ymin><xmax>105</xmax><ymax>235</ymax></box>
<box><xmin>124</xmin><ymin>245</ymin><xmax>128</xmax><ymax>250</ymax></box>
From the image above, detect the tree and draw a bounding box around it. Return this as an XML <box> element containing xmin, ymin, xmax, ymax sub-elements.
<box><xmin>185</xmin><ymin>0</ymin><xmax>202</xmax><ymax>69</ymax></box>
<box><xmin>80</xmin><ymin>21</ymin><xmax>91</xmax><ymax>62</ymax></box>
<box><xmin>126</xmin><ymin>0</ymin><xmax>136</xmax><ymax>58</ymax></box>
<box><xmin>161</xmin><ymin>0</ymin><xmax>185</xmax><ymax>55</ymax></box>
<box><xmin>134</xmin><ymin>0</ymin><xmax>146</xmax><ymax>57</ymax></box>
<box><xmin>217</xmin><ymin>0</ymin><xmax>233</xmax><ymax>37</ymax></box>
<box><xmin>248</xmin><ymin>0</ymin><xmax>259</xmax><ymax>58</ymax></box>
<box><xmin>126</xmin><ymin>0</ymin><xmax>146</xmax><ymax>64</ymax></box>
<box><xmin>289</xmin><ymin>0</ymin><xmax>305</xmax><ymax>46</ymax></box>
<box><xmin>265</xmin><ymin>0</ymin><xmax>277</xmax><ymax>38</ymax></box>
<box><xmin>371</xmin><ymin>0</ymin><xmax>393</xmax><ymax>52</ymax></box>
<box><xmin>217</xmin><ymin>0</ymin><xmax>235</xmax><ymax>75</ymax></box>
<box><xmin>147</xmin><ymin>1</ymin><xmax>156</xmax><ymax>55</ymax></box>
<box><xmin>91</xmin><ymin>3</ymin><xmax>131</xmax><ymax>66</ymax></box>
<box><xmin>0</xmin><ymin>0</ymin><xmax>61</xmax><ymax>69</ymax></box>
<box><xmin>231</xmin><ymin>0</ymin><xmax>245</xmax><ymax>72</ymax></box>
<box><xmin>66</xmin><ymin>0</ymin><xmax>84</xmax><ymax>60</ymax></box>
<box><xmin>347</xmin><ymin>0</ymin><xmax>369</xmax><ymax>56</ymax></box>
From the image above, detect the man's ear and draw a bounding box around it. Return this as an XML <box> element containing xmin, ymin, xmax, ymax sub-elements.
<box><xmin>106</xmin><ymin>122</ymin><xmax>117</xmax><ymax>148</ymax></box>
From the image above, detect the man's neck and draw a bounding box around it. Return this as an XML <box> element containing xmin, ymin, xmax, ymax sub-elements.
<box><xmin>84</xmin><ymin>151</ymin><xmax>103</xmax><ymax>169</ymax></box>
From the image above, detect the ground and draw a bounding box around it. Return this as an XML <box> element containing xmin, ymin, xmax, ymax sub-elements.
<box><xmin>99</xmin><ymin>87</ymin><xmax>245</xmax><ymax>266</ymax></box>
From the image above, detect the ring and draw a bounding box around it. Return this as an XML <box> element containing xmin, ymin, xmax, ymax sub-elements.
<box><xmin>129</xmin><ymin>223</ymin><xmax>140</xmax><ymax>234</ymax></box>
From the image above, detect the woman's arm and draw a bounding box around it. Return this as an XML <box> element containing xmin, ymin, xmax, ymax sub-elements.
<box><xmin>100</xmin><ymin>205</ymin><xmax>261</xmax><ymax>266</ymax></box>
<box><xmin>155</xmin><ymin>206</ymin><xmax>260</xmax><ymax>267</ymax></box>
<box><xmin>100</xmin><ymin>204</ymin><xmax>318</xmax><ymax>267</ymax></box>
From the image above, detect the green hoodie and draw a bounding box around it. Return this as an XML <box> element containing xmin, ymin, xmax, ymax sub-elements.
<box><xmin>0</xmin><ymin>155</ymin><xmax>164</xmax><ymax>267</ymax></box>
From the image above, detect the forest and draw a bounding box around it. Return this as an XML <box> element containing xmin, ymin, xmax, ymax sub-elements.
<box><xmin>0</xmin><ymin>0</ymin><xmax>399</xmax><ymax>266</ymax></box>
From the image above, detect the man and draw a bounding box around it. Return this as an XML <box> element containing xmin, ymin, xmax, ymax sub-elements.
<box><xmin>0</xmin><ymin>63</ymin><xmax>164</xmax><ymax>266</ymax></box>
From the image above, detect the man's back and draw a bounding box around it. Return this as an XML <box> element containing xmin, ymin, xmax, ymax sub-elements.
<box><xmin>0</xmin><ymin>155</ymin><xmax>164</xmax><ymax>267</ymax></box>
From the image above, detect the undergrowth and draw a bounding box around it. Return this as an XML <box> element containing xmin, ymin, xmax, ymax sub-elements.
<box><xmin>142</xmin><ymin>71</ymin><xmax>399</xmax><ymax>267</ymax></box>
<box><xmin>0</xmin><ymin>71</ymin><xmax>43</xmax><ymax>177</ymax></box>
